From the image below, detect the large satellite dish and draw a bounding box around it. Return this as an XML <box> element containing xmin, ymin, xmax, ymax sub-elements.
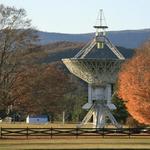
<box><xmin>62</xmin><ymin>10</ymin><xmax>125</xmax><ymax>128</ymax></box>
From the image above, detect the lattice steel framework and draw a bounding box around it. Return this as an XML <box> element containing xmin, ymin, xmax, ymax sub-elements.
<box><xmin>62</xmin><ymin>10</ymin><xmax>125</xmax><ymax>128</ymax></box>
<box><xmin>63</xmin><ymin>59</ymin><xmax>123</xmax><ymax>85</ymax></box>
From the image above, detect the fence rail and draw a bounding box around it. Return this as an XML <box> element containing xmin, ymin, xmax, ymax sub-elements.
<box><xmin>0</xmin><ymin>127</ymin><xmax>150</xmax><ymax>139</ymax></box>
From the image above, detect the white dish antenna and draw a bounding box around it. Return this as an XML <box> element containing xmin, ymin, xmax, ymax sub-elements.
<box><xmin>62</xmin><ymin>10</ymin><xmax>125</xmax><ymax>128</ymax></box>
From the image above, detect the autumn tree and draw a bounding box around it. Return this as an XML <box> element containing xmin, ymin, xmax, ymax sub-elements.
<box><xmin>0</xmin><ymin>4</ymin><xmax>38</xmax><ymax>116</ymax></box>
<box><xmin>118</xmin><ymin>41</ymin><xmax>150</xmax><ymax>125</ymax></box>
<box><xmin>12</xmin><ymin>64</ymin><xmax>73</xmax><ymax>120</ymax></box>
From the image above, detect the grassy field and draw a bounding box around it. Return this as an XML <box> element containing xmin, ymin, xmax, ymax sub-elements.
<box><xmin>0</xmin><ymin>122</ymin><xmax>127</xmax><ymax>128</ymax></box>
<box><xmin>0</xmin><ymin>123</ymin><xmax>150</xmax><ymax>150</ymax></box>
<box><xmin>0</xmin><ymin>138</ymin><xmax>150</xmax><ymax>150</ymax></box>
<box><xmin>0</xmin><ymin>122</ymin><xmax>99</xmax><ymax>128</ymax></box>
<box><xmin>0</xmin><ymin>122</ymin><xmax>78</xmax><ymax>128</ymax></box>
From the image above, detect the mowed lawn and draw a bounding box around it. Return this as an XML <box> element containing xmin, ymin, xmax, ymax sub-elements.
<box><xmin>0</xmin><ymin>138</ymin><xmax>150</xmax><ymax>150</ymax></box>
<box><xmin>0</xmin><ymin>123</ymin><xmax>150</xmax><ymax>150</ymax></box>
<box><xmin>0</xmin><ymin>122</ymin><xmax>79</xmax><ymax>128</ymax></box>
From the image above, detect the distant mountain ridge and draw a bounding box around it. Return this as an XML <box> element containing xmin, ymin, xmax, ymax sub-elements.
<box><xmin>37</xmin><ymin>29</ymin><xmax>150</xmax><ymax>49</ymax></box>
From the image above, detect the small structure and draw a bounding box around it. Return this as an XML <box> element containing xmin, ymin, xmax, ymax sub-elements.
<box><xmin>26</xmin><ymin>115</ymin><xmax>48</xmax><ymax>124</ymax></box>
<box><xmin>3</xmin><ymin>117</ymin><xmax>12</xmax><ymax>123</ymax></box>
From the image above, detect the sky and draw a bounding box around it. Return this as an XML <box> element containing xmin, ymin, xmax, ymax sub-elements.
<box><xmin>0</xmin><ymin>0</ymin><xmax>150</xmax><ymax>33</ymax></box>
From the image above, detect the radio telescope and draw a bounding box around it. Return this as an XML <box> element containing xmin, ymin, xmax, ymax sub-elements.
<box><xmin>62</xmin><ymin>10</ymin><xmax>125</xmax><ymax>128</ymax></box>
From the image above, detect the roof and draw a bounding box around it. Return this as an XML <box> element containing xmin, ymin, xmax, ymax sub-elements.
<box><xmin>27</xmin><ymin>115</ymin><xmax>48</xmax><ymax>118</ymax></box>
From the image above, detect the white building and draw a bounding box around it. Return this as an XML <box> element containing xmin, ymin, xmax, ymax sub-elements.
<box><xmin>26</xmin><ymin>115</ymin><xmax>48</xmax><ymax>124</ymax></box>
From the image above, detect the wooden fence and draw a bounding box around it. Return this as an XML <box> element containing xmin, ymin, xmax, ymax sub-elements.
<box><xmin>0</xmin><ymin>127</ymin><xmax>150</xmax><ymax>139</ymax></box>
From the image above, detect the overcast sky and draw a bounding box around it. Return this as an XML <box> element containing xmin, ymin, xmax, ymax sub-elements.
<box><xmin>0</xmin><ymin>0</ymin><xmax>150</xmax><ymax>33</ymax></box>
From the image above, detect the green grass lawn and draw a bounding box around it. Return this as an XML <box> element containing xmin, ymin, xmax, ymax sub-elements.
<box><xmin>0</xmin><ymin>138</ymin><xmax>150</xmax><ymax>150</ymax></box>
<box><xmin>0</xmin><ymin>122</ymin><xmax>78</xmax><ymax>128</ymax></box>
<box><xmin>0</xmin><ymin>122</ymin><xmax>129</xmax><ymax>128</ymax></box>
<box><xmin>0</xmin><ymin>122</ymin><xmax>97</xmax><ymax>128</ymax></box>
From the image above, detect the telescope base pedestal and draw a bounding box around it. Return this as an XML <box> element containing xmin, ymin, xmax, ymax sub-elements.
<box><xmin>78</xmin><ymin>102</ymin><xmax>121</xmax><ymax>128</ymax></box>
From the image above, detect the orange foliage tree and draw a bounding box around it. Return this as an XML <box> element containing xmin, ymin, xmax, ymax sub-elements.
<box><xmin>118</xmin><ymin>41</ymin><xmax>150</xmax><ymax>125</ymax></box>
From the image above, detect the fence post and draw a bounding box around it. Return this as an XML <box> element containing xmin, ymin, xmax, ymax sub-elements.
<box><xmin>102</xmin><ymin>128</ymin><xmax>105</xmax><ymax>138</ymax></box>
<box><xmin>128</xmin><ymin>127</ymin><xmax>131</xmax><ymax>138</ymax></box>
<box><xmin>50</xmin><ymin>127</ymin><xmax>53</xmax><ymax>139</ymax></box>
<box><xmin>76</xmin><ymin>128</ymin><xmax>78</xmax><ymax>139</ymax></box>
<box><xmin>26</xmin><ymin>127</ymin><xmax>28</xmax><ymax>139</ymax></box>
<box><xmin>0</xmin><ymin>127</ymin><xmax>2</xmax><ymax>139</ymax></box>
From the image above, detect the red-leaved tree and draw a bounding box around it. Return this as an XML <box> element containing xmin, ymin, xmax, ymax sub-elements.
<box><xmin>118</xmin><ymin>41</ymin><xmax>150</xmax><ymax>125</ymax></box>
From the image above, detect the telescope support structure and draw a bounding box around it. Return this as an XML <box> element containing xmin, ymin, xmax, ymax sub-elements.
<box><xmin>77</xmin><ymin>84</ymin><xmax>121</xmax><ymax>128</ymax></box>
<box><xmin>78</xmin><ymin>102</ymin><xmax>121</xmax><ymax>128</ymax></box>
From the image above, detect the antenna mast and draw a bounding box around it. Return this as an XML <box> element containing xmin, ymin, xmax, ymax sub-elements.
<box><xmin>94</xmin><ymin>9</ymin><xmax>108</xmax><ymax>37</ymax></box>
<box><xmin>74</xmin><ymin>9</ymin><xmax>125</xmax><ymax>59</ymax></box>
